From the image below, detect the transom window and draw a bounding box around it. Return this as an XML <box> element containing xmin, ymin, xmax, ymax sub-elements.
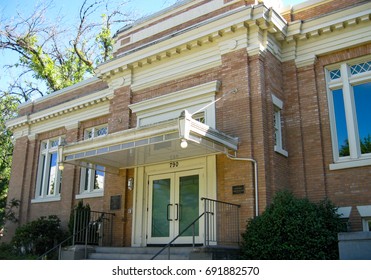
<box><xmin>34</xmin><ymin>137</ymin><xmax>64</xmax><ymax>201</ymax></box>
<box><xmin>326</xmin><ymin>58</ymin><xmax>371</xmax><ymax>167</ymax></box>
<box><xmin>84</xmin><ymin>125</ymin><xmax>108</xmax><ymax>140</ymax></box>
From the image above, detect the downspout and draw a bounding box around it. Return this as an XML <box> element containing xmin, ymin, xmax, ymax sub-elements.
<box><xmin>227</xmin><ymin>154</ymin><xmax>259</xmax><ymax>217</ymax></box>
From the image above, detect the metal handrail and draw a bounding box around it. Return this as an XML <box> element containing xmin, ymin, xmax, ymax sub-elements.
<box><xmin>151</xmin><ymin>197</ymin><xmax>241</xmax><ymax>260</ymax></box>
<box><xmin>38</xmin><ymin>210</ymin><xmax>115</xmax><ymax>260</ymax></box>
<box><xmin>201</xmin><ymin>197</ymin><xmax>241</xmax><ymax>207</ymax></box>
<box><xmin>38</xmin><ymin>224</ymin><xmax>89</xmax><ymax>260</ymax></box>
<box><xmin>150</xmin><ymin>212</ymin><xmax>208</xmax><ymax>260</ymax></box>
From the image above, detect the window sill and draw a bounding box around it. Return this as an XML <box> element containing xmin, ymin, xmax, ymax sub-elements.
<box><xmin>31</xmin><ymin>196</ymin><xmax>61</xmax><ymax>204</ymax></box>
<box><xmin>329</xmin><ymin>157</ymin><xmax>371</xmax><ymax>170</ymax></box>
<box><xmin>274</xmin><ymin>146</ymin><xmax>288</xmax><ymax>157</ymax></box>
<box><xmin>76</xmin><ymin>191</ymin><xmax>104</xmax><ymax>199</ymax></box>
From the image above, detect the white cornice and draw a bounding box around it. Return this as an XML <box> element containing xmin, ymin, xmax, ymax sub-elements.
<box><xmin>98</xmin><ymin>5</ymin><xmax>286</xmax><ymax>80</ymax></box>
<box><xmin>6</xmin><ymin>88</ymin><xmax>114</xmax><ymax>131</ymax></box>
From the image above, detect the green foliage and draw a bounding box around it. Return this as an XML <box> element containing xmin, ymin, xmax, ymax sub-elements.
<box><xmin>11</xmin><ymin>215</ymin><xmax>67</xmax><ymax>257</ymax></box>
<box><xmin>0</xmin><ymin>94</ymin><xmax>18</xmax><ymax>230</ymax></box>
<box><xmin>0</xmin><ymin>242</ymin><xmax>36</xmax><ymax>260</ymax></box>
<box><xmin>339</xmin><ymin>135</ymin><xmax>371</xmax><ymax>157</ymax></box>
<box><xmin>68</xmin><ymin>201</ymin><xmax>91</xmax><ymax>235</ymax></box>
<box><xmin>240</xmin><ymin>190</ymin><xmax>343</xmax><ymax>260</ymax></box>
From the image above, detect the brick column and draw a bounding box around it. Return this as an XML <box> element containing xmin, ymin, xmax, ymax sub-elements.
<box><xmin>3</xmin><ymin>136</ymin><xmax>29</xmax><ymax>241</ymax></box>
<box><xmin>296</xmin><ymin>60</ymin><xmax>327</xmax><ymax>201</ymax></box>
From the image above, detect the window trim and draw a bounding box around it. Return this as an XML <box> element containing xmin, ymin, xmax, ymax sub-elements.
<box><xmin>76</xmin><ymin>164</ymin><xmax>105</xmax><ymax>199</ymax></box>
<box><xmin>326</xmin><ymin>56</ymin><xmax>371</xmax><ymax>170</ymax></box>
<box><xmin>32</xmin><ymin>137</ymin><xmax>64</xmax><ymax>203</ymax></box>
<box><xmin>272</xmin><ymin>94</ymin><xmax>288</xmax><ymax>157</ymax></box>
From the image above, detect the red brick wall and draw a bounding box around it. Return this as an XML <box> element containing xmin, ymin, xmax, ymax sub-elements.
<box><xmin>282</xmin><ymin>0</ymin><xmax>366</xmax><ymax>22</ymax></box>
<box><xmin>114</xmin><ymin>0</ymin><xmax>254</xmax><ymax>56</ymax></box>
<box><xmin>283</xmin><ymin>43</ymin><xmax>371</xmax><ymax>231</ymax></box>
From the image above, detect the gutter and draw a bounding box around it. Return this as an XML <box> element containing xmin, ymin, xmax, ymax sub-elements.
<box><xmin>227</xmin><ymin>154</ymin><xmax>259</xmax><ymax>217</ymax></box>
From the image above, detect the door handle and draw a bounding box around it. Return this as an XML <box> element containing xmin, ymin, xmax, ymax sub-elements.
<box><xmin>167</xmin><ymin>204</ymin><xmax>173</xmax><ymax>221</ymax></box>
<box><xmin>175</xmin><ymin>203</ymin><xmax>179</xmax><ymax>221</ymax></box>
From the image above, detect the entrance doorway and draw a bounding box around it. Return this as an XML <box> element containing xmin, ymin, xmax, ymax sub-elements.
<box><xmin>147</xmin><ymin>169</ymin><xmax>203</xmax><ymax>245</ymax></box>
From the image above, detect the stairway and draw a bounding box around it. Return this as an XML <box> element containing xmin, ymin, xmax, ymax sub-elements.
<box><xmin>87</xmin><ymin>246</ymin><xmax>195</xmax><ymax>260</ymax></box>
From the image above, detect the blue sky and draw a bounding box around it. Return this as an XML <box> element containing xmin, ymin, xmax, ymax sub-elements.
<box><xmin>0</xmin><ymin>0</ymin><xmax>305</xmax><ymax>91</ymax></box>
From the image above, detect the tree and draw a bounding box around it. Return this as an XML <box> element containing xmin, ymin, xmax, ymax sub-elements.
<box><xmin>240</xmin><ymin>190</ymin><xmax>344</xmax><ymax>260</ymax></box>
<box><xmin>0</xmin><ymin>93</ymin><xmax>19</xmax><ymax>231</ymax></box>
<box><xmin>339</xmin><ymin>135</ymin><xmax>371</xmax><ymax>157</ymax></box>
<box><xmin>0</xmin><ymin>0</ymin><xmax>133</xmax><ymax>94</ymax></box>
<box><xmin>0</xmin><ymin>0</ymin><xmax>135</xmax><ymax>232</ymax></box>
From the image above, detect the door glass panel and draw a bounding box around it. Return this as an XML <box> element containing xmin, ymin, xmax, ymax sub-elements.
<box><xmin>152</xmin><ymin>179</ymin><xmax>171</xmax><ymax>237</ymax></box>
<box><xmin>179</xmin><ymin>175</ymin><xmax>199</xmax><ymax>236</ymax></box>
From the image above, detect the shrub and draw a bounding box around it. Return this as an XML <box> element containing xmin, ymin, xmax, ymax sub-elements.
<box><xmin>11</xmin><ymin>215</ymin><xmax>66</xmax><ymax>257</ymax></box>
<box><xmin>240</xmin><ymin>190</ymin><xmax>344</xmax><ymax>260</ymax></box>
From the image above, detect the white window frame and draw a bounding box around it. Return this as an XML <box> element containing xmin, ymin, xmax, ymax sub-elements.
<box><xmin>84</xmin><ymin>124</ymin><xmax>108</xmax><ymax>140</ymax></box>
<box><xmin>326</xmin><ymin>56</ymin><xmax>371</xmax><ymax>170</ymax></box>
<box><xmin>76</xmin><ymin>124</ymin><xmax>107</xmax><ymax>198</ymax></box>
<box><xmin>272</xmin><ymin>94</ymin><xmax>288</xmax><ymax>157</ymax></box>
<box><xmin>362</xmin><ymin>218</ymin><xmax>371</xmax><ymax>232</ymax></box>
<box><xmin>76</xmin><ymin>164</ymin><xmax>105</xmax><ymax>199</ymax></box>
<box><xmin>32</xmin><ymin>136</ymin><xmax>64</xmax><ymax>203</ymax></box>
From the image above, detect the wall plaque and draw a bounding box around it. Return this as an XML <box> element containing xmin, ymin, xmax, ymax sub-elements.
<box><xmin>232</xmin><ymin>185</ymin><xmax>245</xmax><ymax>195</ymax></box>
<box><xmin>110</xmin><ymin>195</ymin><xmax>121</xmax><ymax>210</ymax></box>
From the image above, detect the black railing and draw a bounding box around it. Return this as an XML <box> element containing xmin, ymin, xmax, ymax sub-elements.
<box><xmin>203</xmin><ymin>197</ymin><xmax>241</xmax><ymax>246</ymax></box>
<box><xmin>73</xmin><ymin>210</ymin><xmax>115</xmax><ymax>247</ymax></box>
<box><xmin>151</xmin><ymin>197</ymin><xmax>240</xmax><ymax>260</ymax></box>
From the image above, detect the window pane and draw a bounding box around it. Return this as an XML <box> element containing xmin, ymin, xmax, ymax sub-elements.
<box><xmin>350</xmin><ymin>61</ymin><xmax>371</xmax><ymax>75</ymax></box>
<box><xmin>94</xmin><ymin>166</ymin><xmax>104</xmax><ymax>190</ymax></box>
<box><xmin>329</xmin><ymin>69</ymin><xmax>341</xmax><ymax>80</ymax></box>
<box><xmin>96</xmin><ymin>127</ymin><xmax>108</xmax><ymax>137</ymax></box>
<box><xmin>354</xmin><ymin>82</ymin><xmax>371</xmax><ymax>155</ymax></box>
<box><xmin>332</xmin><ymin>89</ymin><xmax>349</xmax><ymax>157</ymax></box>
<box><xmin>47</xmin><ymin>152</ymin><xmax>58</xmax><ymax>195</ymax></box>
<box><xmin>84</xmin><ymin>168</ymin><xmax>90</xmax><ymax>191</ymax></box>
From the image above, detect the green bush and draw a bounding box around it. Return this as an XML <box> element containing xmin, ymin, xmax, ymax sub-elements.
<box><xmin>240</xmin><ymin>190</ymin><xmax>343</xmax><ymax>260</ymax></box>
<box><xmin>11</xmin><ymin>215</ymin><xmax>66</xmax><ymax>257</ymax></box>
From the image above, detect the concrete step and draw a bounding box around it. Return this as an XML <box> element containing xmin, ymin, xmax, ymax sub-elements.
<box><xmin>88</xmin><ymin>246</ymin><xmax>194</xmax><ymax>260</ymax></box>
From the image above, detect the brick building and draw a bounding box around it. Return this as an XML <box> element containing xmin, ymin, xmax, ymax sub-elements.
<box><xmin>4</xmin><ymin>0</ymin><xmax>371</xmax><ymax>250</ymax></box>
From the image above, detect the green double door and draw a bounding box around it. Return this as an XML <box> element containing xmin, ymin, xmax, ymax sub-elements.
<box><xmin>147</xmin><ymin>170</ymin><xmax>202</xmax><ymax>245</ymax></box>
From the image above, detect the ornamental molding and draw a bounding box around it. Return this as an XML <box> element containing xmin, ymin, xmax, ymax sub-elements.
<box><xmin>6</xmin><ymin>89</ymin><xmax>114</xmax><ymax>131</ymax></box>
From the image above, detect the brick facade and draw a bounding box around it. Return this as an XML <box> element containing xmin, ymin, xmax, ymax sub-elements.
<box><xmin>4</xmin><ymin>0</ymin><xmax>371</xmax><ymax>245</ymax></box>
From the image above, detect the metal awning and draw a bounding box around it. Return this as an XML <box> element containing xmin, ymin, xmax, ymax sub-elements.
<box><xmin>60</xmin><ymin>110</ymin><xmax>238</xmax><ymax>171</ymax></box>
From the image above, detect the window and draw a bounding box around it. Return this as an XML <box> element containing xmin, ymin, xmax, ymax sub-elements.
<box><xmin>76</xmin><ymin>124</ymin><xmax>107</xmax><ymax>198</ymax></box>
<box><xmin>364</xmin><ymin>219</ymin><xmax>371</xmax><ymax>232</ymax></box>
<box><xmin>78</xmin><ymin>164</ymin><xmax>105</xmax><ymax>198</ymax></box>
<box><xmin>272</xmin><ymin>95</ymin><xmax>288</xmax><ymax>157</ymax></box>
<box><xmin>193</xmin><ymin>112</ymin><xmax>205</xmax><ymax>124</ymax></box>
<box><xmin>34</xmin><ymin>137</ymin><xmax>64</xmax><ymax>201</ymax></box>
<box><xmin>327</xmin><ymin>58</ymin><xmax>371</xmax><ymax>169</ymax></box>
<box><xmin>84</xmin><ymin>125</ymin><xmax>108</xmax><ymax>140</ymax></box>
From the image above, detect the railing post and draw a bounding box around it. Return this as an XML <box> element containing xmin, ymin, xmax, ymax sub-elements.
<box><xmin>204</xmin><ymin>198</ymin><xmax>207</xmax><ymax>247</ymax></box>
<box><xmin>85</xmin><ymin>221</ymin><xmax>89</xmax><ymax>259</ymax></box>
<box><xmin>192</xmin><ymin>224</ymin><xmax>195</xmax><ymax>247</ymax></box>
<box><xmin>73</xmin><ymin>209</ymin><xmax>77</xmax><ymax>245</ymax></box>
<box><xmin>58</xmin><ymin>244</ymin><xmax>62</xmax><ymax>260</ymax></box>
